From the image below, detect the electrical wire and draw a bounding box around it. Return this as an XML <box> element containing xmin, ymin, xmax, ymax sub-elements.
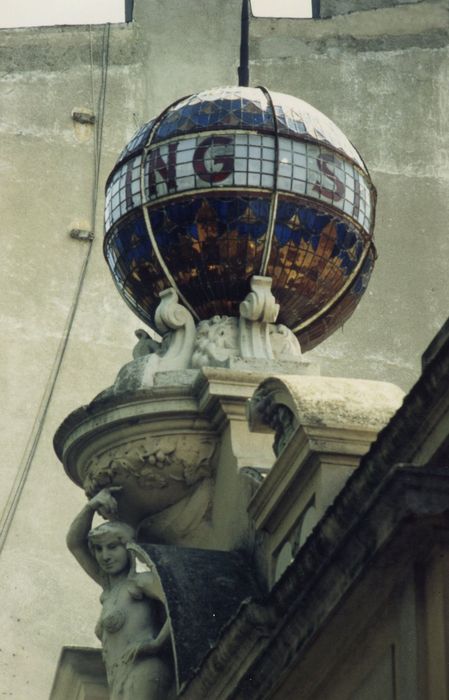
<box><xmin>0</xmin><ymin>24</ymin><xmax>111</xmax><ymax>554</ymax></box>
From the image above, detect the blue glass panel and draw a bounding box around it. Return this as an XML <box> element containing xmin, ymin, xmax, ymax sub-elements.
<box><xmin>351</xmin><ymin>250</ymin><xmax>374</xmax><ymax>295</ymax></box>
<box><xmin>154</xmin><ymin>95</ymin><xmax>274</xmax><ymax>142</ymax></box>
<box><xmin>116</xmin><ymin>120</ymin><xmax>155</xmax><ymax>165</ymax></box>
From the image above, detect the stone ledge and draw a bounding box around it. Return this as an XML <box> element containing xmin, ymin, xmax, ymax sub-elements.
<box><xmin>49</xmin><ymin>646</ymin><xmax>107</xmax><ymax>700</ymax></box>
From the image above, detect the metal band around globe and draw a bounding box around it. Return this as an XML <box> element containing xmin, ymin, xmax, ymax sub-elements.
<box><xmin>140</xmin><ymin>95</ymin><xmax>201</xmax><ymax>322</ymax></box>
<box><xmin>258</xmin><ymin>86</ymin><xmax>280</xmax><ymax>277</ymax></box>
<box><xmin>291</xmin><ymin>240</ymin><xmax>375</xmax><ymax>334</ymax></box>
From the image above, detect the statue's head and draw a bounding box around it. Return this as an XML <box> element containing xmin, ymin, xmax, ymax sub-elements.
<box><xmin>88</xmin><ymin>521</ymin><xmax>135</xmax><ymax>576</ymax></box>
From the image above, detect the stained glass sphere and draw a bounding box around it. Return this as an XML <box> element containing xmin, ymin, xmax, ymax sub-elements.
<box><xmin>104</xmin><ymin>86</ymin><xmax>376</xmax><ymax>350</ymax></box>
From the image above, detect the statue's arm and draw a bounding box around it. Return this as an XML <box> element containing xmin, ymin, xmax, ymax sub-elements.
<box><xmin>121</xmin><ymin>612</ymin><xmax>171</xmax><ymax>664</ymax></box>
<box><xmin>66</xmin><ymin>502</ymin><xmax>103</xmax><ymax>586</ymax></box>
<box><xmin>139</xmin><ymin>574</ymin><xmax>172</xmax><ymax>651</ymax></box>
<box><xmin>67</xmin><ymin>486</ymin><xmax>122</xmax><ymax>585</ymax></box>
<box><xmin>122</xmin><ymin>573</ymin><xmax>172</xmax><ymax>663</ymax></box>
<box><xmin>139</xmin><ymin>616</ymin><xmax>171</xmax><ymax>655</ymax></box>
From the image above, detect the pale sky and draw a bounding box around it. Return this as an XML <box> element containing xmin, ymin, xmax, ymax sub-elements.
<box><xmin>251</xmin><ymin>0</ymin><xmax>312</xmax><ymax>17</ymax></box>
<box><xmin>0</xmin><ymin>0</ymin><xmax>124</xmax><ymax>29</ymax></box>
<box><xmin>0</xmin><ymin>0</ymin><xmax>312</xmax><ymax>29</ymax></box>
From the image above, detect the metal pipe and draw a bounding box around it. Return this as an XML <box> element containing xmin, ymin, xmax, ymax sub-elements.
<box><xmin>238</xmin><ymin>0</ymin><xmax>250</xmax><ymax>87</ymax></box>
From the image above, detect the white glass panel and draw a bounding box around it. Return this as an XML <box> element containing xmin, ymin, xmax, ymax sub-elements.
<box><xmin>235</xmin><ymin>158</ymin><xmax>248</xmax><ymax>172</ymax></box>
<box><xmin>278</xmin><ymin>175</ymin><xmax>292</xmax><ymax>191</ymax></box>
<box><xmin>248</xmin><ymin>172</ymin><xmax>261</xmax><ymax>187</ymax></box>
<box><xmin>249</xmin><ymin>146</ymin><xmax>261</xmax><ymax>159</ymax></box>
<box><xmin>248</xmin><ymin>133</ymin><xmax>262</xmax><ymax>147</ymax></box>
<box><xmin>234</xmin><ymin>171</ymin><xmax>248</xmax><ymax>186</ymax></box>
<box><xmin>248</xmin><ymin>159</ymin><xmax>261</xmax><ymax>173</ymax></box>
<box><xmin>292</xmin><ymin>178</ymin><xmax>306</xmax><ymax>195</ymax></box>
<box><xmin>251</xmin><ymin>0</ymin><xmax>312</xmax><ymax>19</ymax></box>
<box><xmin>177</xmin><ymin>175</ymin><xmax>196</xmax><ymax>191</ymax></box>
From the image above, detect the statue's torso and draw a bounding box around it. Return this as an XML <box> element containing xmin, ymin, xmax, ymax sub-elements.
<box><xmin>96</xmin><ymin>577</ymin><xmax>164</xmax><ymax>693</ymax></box>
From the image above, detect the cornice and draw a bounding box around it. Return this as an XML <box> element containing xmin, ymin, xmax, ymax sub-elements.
<box><xmin>182</xmin><ymin>466</ymin><xmax>449</xmax><ymax>699</ymax></box>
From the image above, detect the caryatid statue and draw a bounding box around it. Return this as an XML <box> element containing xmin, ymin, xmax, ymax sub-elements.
<box><xmin>67</xmin><ymin>487</ymin><xmax>174</xmax><ymax>700</ymax></box>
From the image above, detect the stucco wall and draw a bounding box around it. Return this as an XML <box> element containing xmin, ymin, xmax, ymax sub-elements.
<box><xmin>0</xmin><ymin>1</ymin><xmax>448</xmax><ymax>697</ymax></box>
<box><xmin>250</xmin><ymin>0</ymin><xmax>449</xmax><ymax>386</ymax></box>
<box><xmin>0</xmin><ymin>22</ymin><xmax>144</xmax><ymax>699</ymax></box>
<box><xmin>319</xmin><ymin>0</ymin><xmax>424</xmax><ymax>18</ymax></box>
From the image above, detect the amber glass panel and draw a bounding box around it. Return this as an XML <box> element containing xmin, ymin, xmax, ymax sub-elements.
<box><xmin>268</xmin><ymin>198</ymin><xmax>368</xmax><ymax>331</ymax></box>
<box><xmin>104</xmin><ymin>211</ymin><xmax>165</xmax><ymax>327</ymax></box>
<box><xmin>297</xmin><ymin>246</ymin><xmax>375</xmax><ymax>351</ymax></box>
<box><xmin>148</xmin><ymin>193</ymin><xmax>269</xmax><ymax>319</ymax></box>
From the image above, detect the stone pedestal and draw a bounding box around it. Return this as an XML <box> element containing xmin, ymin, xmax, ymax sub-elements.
<box><xmin>54</xmin><ymin>283</ymin><xmax>406</xmax><ymax>700</ymax></box>
<box><xmin>55</xmin><ymin>365</ymin><xmax>278</xmax><ymax>550</ymax></box>
<box><xmin>54</xmin><ymin>281</ymin><xmax>315</xmax><ymax>551</ymax></box>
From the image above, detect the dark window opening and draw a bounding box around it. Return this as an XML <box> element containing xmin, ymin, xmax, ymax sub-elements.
<box><xmin>125</xmin><ymin>0</ymin><xmax>134</xmax><ymax>23</ymax></box>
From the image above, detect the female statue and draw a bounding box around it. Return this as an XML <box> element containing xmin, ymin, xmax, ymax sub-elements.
<box><xmin>67</xmin><ymin>487</ymin><xmax>173</xmax><ymax>700</ymax></box>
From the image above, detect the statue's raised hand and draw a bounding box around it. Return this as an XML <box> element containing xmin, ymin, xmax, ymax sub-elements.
<box><xmin>88</xmin><ymin>486</ymin><xmax>122</xmax><ymax>520</ymax></box>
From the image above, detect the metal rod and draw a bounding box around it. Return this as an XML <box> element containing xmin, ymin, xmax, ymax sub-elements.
<box><xmin>238</xmin><ymin>0</ymin><xmax>250</xmax><ymax>87</ymax></box>
<box><xmin>139</xmin><ymin>96</ymin><xmax>200</xmax><ymax>322</ymax></box>
<box><xmin>258</xmin><ymin>86</ymin><xmax>279</xmax><ymax>276</ymax></box>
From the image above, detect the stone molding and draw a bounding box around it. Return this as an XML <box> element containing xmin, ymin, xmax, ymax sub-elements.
<box><xmin>49</xmin><ymin>647</ymin><xmax>107</xmax><ymax>700</ymax></box>
<box><xmin>54</xmin><ymin>367</ymin><xmax>276</xmax><ymax>540</ymax></box>
<box><xmin>180</xmin><ymin>466</ymin><xmax>449</xmax><ymax>699</ymax></box>
<box><xmin>83</xmin><ymin>433</ymin><xmax>216</xmax><ymax>497</ymax></box>
<box><xmin>54</xmin><ymin>381</ymin><xmax>217</xmax><ymax>528</ymax></box>
<box><xmin>248</xmin><ymin>374</ymin><xmax>404</xmax><ymax>530</ymax></box>
<box><xmin>248</xmin><ymin>375</ymin><xmax>405</xmax><ymax>436</ymax></box>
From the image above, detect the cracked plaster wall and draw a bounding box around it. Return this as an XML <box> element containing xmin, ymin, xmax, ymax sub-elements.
<box><xmin>319</xmin><ymin>0</ymin><xmax>426</xmax><ymax>18</ymax></box>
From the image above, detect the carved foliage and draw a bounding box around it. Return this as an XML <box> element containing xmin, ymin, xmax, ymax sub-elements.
<box><xmin>191</xmin><ymin>316</ymin><xmax>239</xmax><ymax>368</ymax></box>
<box><xmin>83</xmin><ymin>435</ymin><xmax>216</xmax><ymax>497</ymax></box>
<box><xmin>269</xmin><ymin>324</ymin><xmax>301</xmax><ymax>358</ymax></box>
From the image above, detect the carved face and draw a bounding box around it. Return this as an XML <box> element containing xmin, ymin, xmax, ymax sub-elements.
<box><xmin>93</xmin><ymin>535</ymin><xmax>129</xmax><ymax>576</ymax></box>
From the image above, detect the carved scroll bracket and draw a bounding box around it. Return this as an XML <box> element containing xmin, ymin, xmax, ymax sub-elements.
<box><xmin>122</xmin><ymin>280</ymin><xmax>302</xmax><ymax>391</ymax></box>
<box><xmin>239</xmin><ymin>277</ymin><xmax>281</xmax><ymax>360</ymax></box>
<box><xmin>126</xmin><ymin>288</ymin><xmax>196</xmax><ymax>387</ymax></box>
<box><xmin>239</xmin><ymin>276</ymin><xmax>280</xmax><ymax>323</ymax></box>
